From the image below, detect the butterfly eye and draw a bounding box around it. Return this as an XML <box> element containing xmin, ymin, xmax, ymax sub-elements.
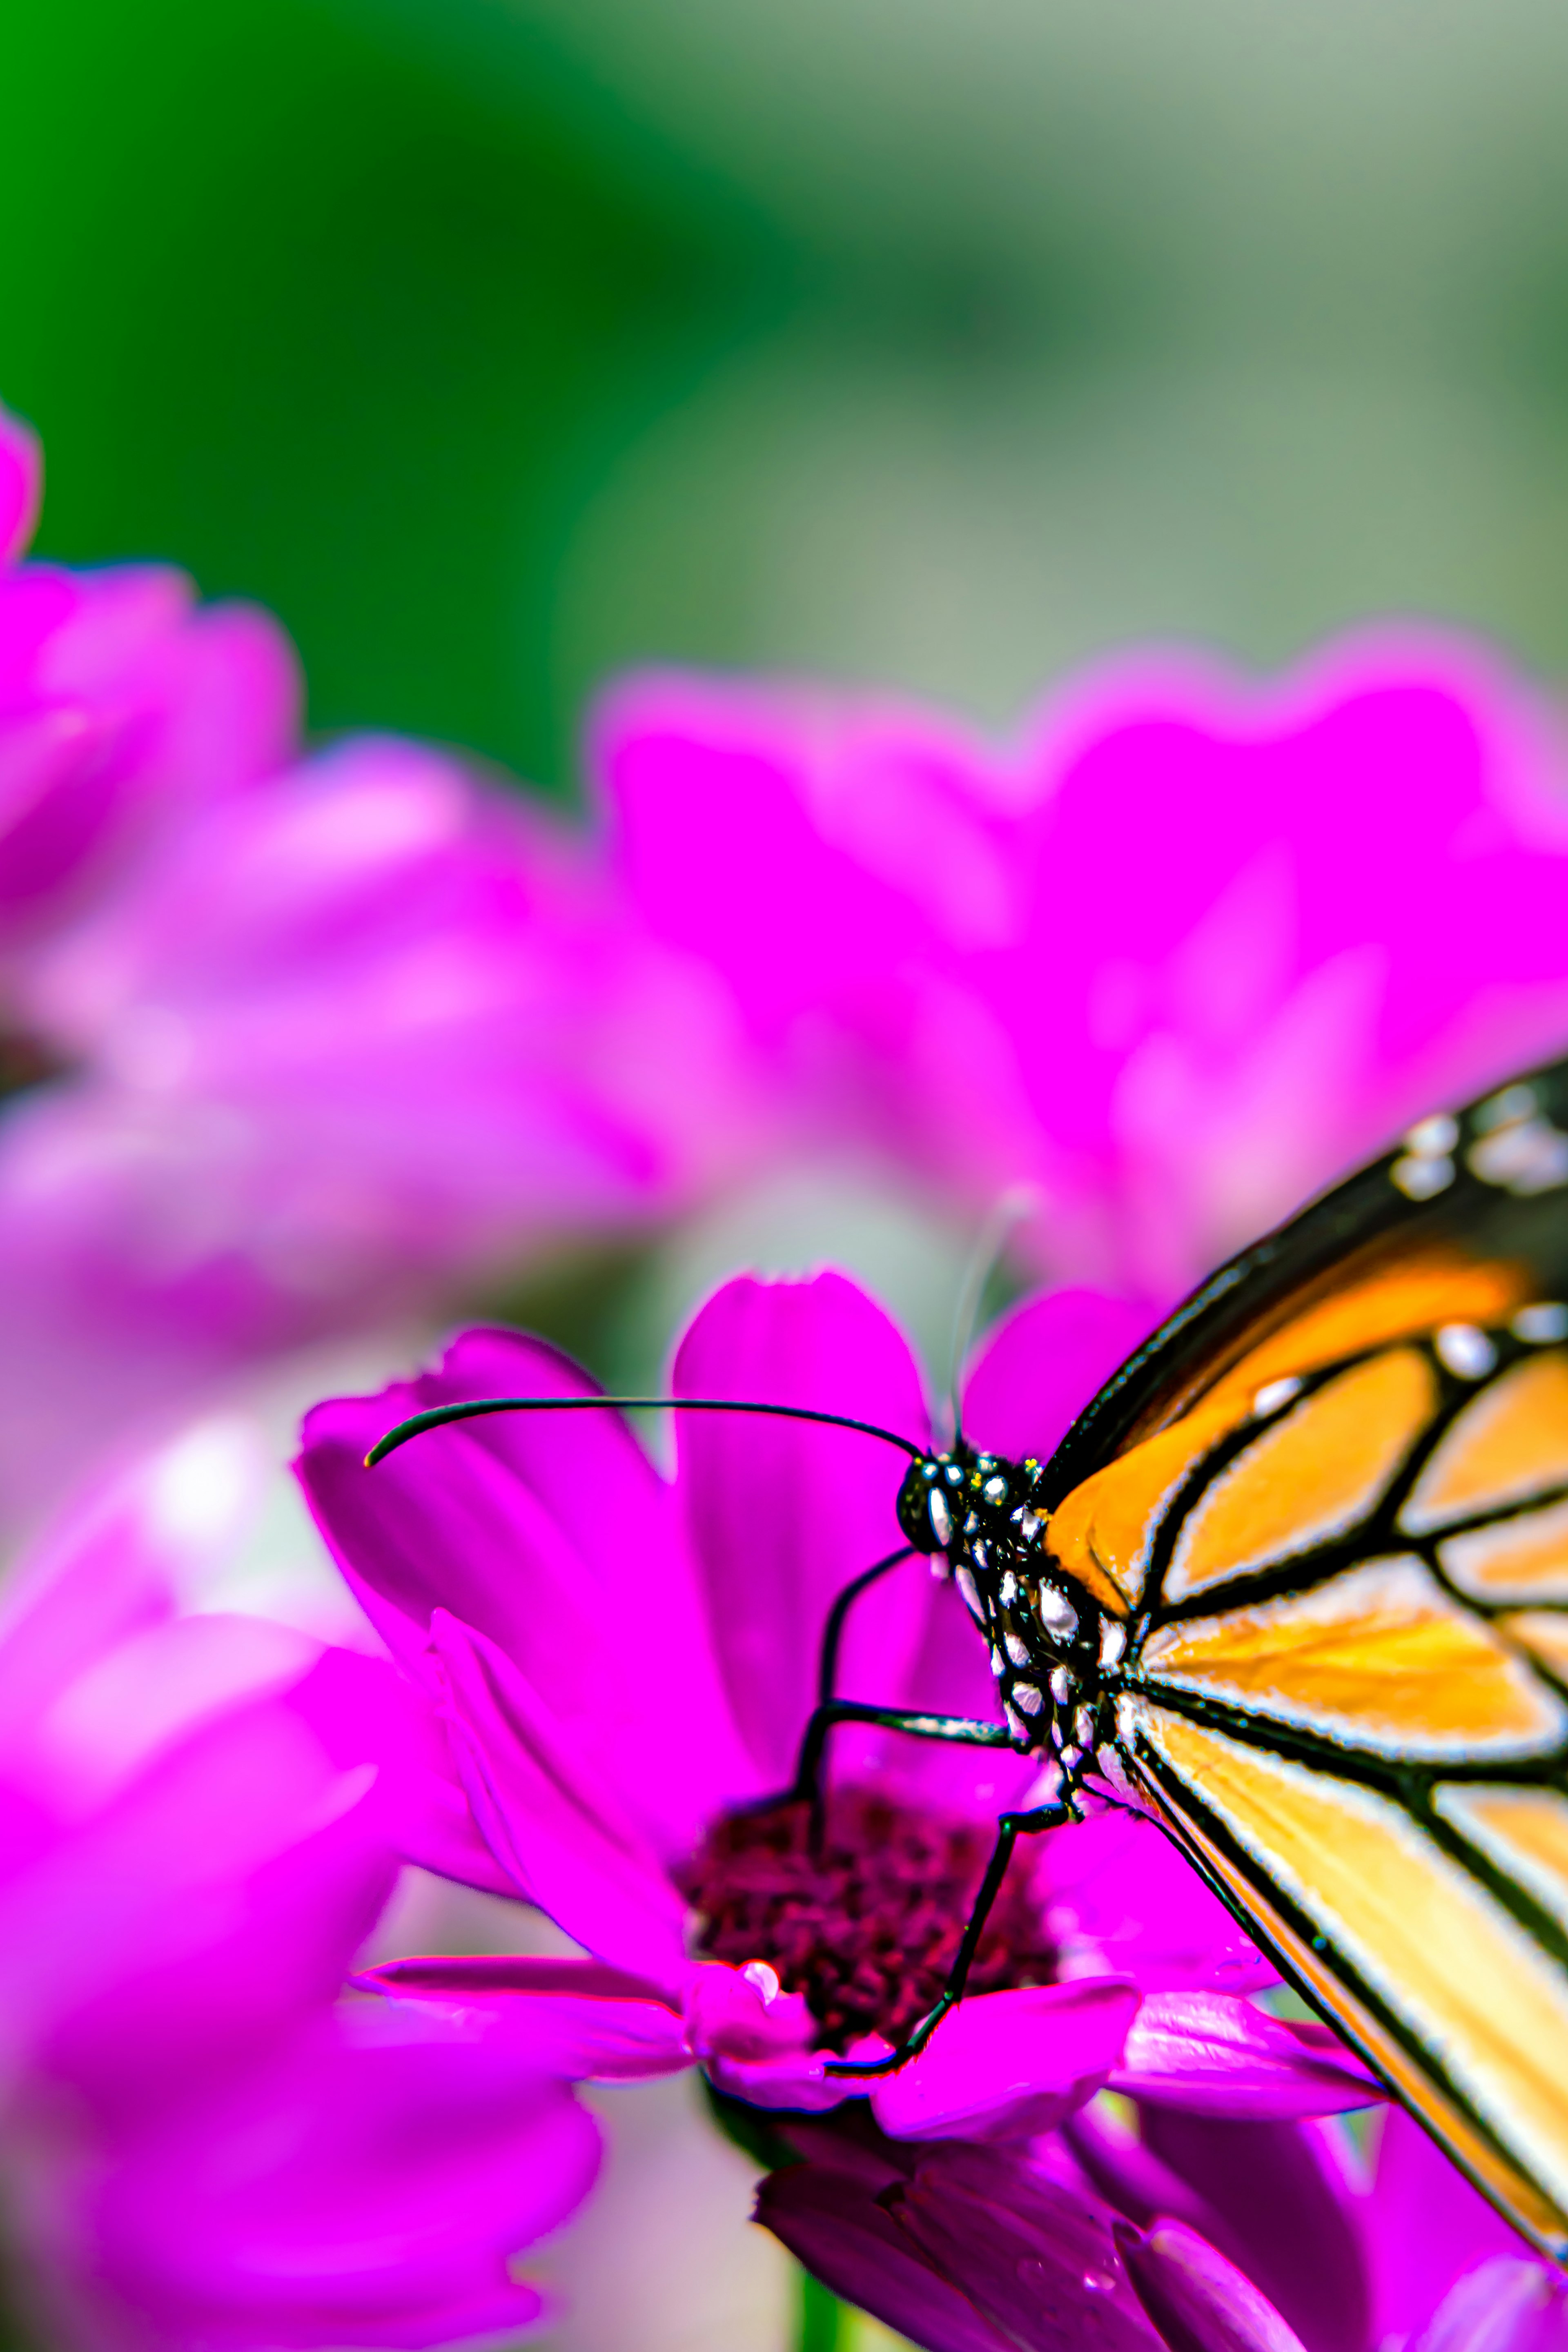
<box><xmin>927</xmin><ymin>1487</ymin><xmax>953</xmax><ymax>1547</ymax></box>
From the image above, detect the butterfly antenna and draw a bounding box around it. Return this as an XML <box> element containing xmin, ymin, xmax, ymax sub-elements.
<box><xmin>364</xmin><ymin>1393</ymin><xmax>925</xmax><ymax>1469</ymax></box>
<box><xmin>946</xmin><ymin>1183</ymin><xmax>1041</xmax><ymax>1444</ymax></box>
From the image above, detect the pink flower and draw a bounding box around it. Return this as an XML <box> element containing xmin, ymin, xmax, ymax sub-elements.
<box><xmin>0</xmin><ymin>401</ymin><xmax>759</xmax><ymax>1526</ymax></box>
<box><xmin>0</xmin><ymin>1436</ymin><xmax>612</xmax><ymax>2348</ymax></box>
<box><xmin>595</xmin><ymin>638</ymin><xmax>1568</xmax><ymax>1298</ymax></box>
<box><xmin>757</xmin><ymin>2103</ymin><xmax>1547</xmax><ymax>2352</ymax></box>
<box><xmin>297</xmin><ymin>1273</ymin><xmax>1375</xmax><ymax>2146</ymax></box>
<box><xmin>0</xmin><ymin>408</ymin><xmax>40</xmax><ymax>561</ymax></box>
<box><xmin>0</xmin><ymin>404</ymin><xmax>297</xmax><ymax>960</ymax></box>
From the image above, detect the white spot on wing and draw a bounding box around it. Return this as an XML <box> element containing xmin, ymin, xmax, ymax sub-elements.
<box><xmin>1476</xmin><ymin>1085</ymin><xmax>1539</xmax><ymax>1133</ymax></box>
<box><xmin>1468</xmin><ymin>1114</ymin><xmax>1568</xmax><ymax>1196</ymax></box>
<box><xmin>1436</xmin><ymin>1324</ymin><xmax>1498</xmax><ymax>1381</ymax></box>
<box><xmin>1515</xmin><ymin>1305</ymin><xmax>1568</xmax><ymax>1345</ymax></box>
<box><xmin>1392</xmin><ymin>1153</ymin><xmax>1454</xmax><ymax>1199</ymax></box>
<box><xmin>1036</xmin><ymin>1585</ymin><xmax>1079</xmax><ymax>1643</ymax></box>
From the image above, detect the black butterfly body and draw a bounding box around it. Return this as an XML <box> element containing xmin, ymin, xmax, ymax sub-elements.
<box><xmin>894</xmin><ymin>1444</ymin><xmax>1117</xmax><ymax>1782</ymax></box>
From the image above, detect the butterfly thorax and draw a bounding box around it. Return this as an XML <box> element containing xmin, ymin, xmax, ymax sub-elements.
<box><xmin>896</xmin><ymin>1444</ymin><xmax>1126</xmax><ymax>1787</ymax></box>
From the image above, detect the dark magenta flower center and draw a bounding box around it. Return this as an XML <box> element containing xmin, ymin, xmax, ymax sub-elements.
<box><xmin>685</xmin><ymin>1784</ymin><xmax>1056</xmax><ymax>2054</ymax></box>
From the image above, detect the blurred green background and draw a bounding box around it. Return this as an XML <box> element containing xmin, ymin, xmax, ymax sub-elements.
<box><xmin>7</xmin><ymin>0</ymin><xmax>1568</xmax><ymax>794</ymax></box>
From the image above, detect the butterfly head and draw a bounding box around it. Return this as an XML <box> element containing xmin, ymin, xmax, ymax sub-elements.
<box><xmin>895</xmin><ymin>1443</ymin><xmax>1038</xmax><ymax>1556</ymax></box>
<box><xmin>897</xmin><ymin>1448</ymin><xmax>969</xmax><ymax>1555</ymax></box>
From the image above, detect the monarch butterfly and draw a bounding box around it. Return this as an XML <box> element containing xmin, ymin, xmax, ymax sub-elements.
<box><xmin>369</xmin><ymin>1051</ymin><xmax>1568</xmax><ymax>2260</ymax></box>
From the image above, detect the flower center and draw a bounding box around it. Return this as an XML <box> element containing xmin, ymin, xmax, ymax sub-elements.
<box><xmin>685</xmin><ymin>1784</ymin><xmax>1056</xmax><ymax>2054</ymax></box>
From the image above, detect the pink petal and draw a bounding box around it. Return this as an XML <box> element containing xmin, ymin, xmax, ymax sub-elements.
<box><xmin>1118</xmin><ymin>2217</ymin><xmax>1311</xmax><ymax>2352</ymax></box>
<box><xmin>1067</xmin><ymin>2102</ymin><xmax>1245</xmax><ymax>2250</ymax></box>
<box><xmin>1410</xmin><ymin>2258</ymin><xmax>1568</xmax><ymax>2352</ymax></box>
<box><xmin>0</xmin><ymin>405</ymin><xmax>40</xmax><ymax>563</ymax></box>
<box><xmin>0</xmin><ymin>1482</ymin><xmax>181</xmax><ymax>1799</ymax></box>
<box><xmin>1042</xmin><ymin>1810</ymin><xmax>1278</xmax><ymax>1994</ymax></box>
<box><xmin>684</xmin><ymin>1960</ymin><xmax>846</xmax><ymax>2112</ymax></box>
<box><xmin>673</xmin><ymin>1272</ymin><xmax>932</xmax><ymax>1785</ymax></box>
<box><xmin>426</xmin><ymin>1611</ymin><xmax>693</xmax><ymax>1992</ymax></box>
<box><xmin>756</xmin><ymin>2160</ymin><xmax>1011</xmax><ymax>2352</ymax></box>
<box><xmin>961</xmin><ymin>1287</ymin><xmax>1161</xmax><ymax>1465</ymax></box>
<box><xmin>299</xmin><ymin>1328</ymin><xmax>667</xmax><ymax>1668</ymax></box>
<box><xmin>300</xmin><ymin>1650</ymin><xmax>515</xmax><ymax>1899</ymax></box>
<box><xmin>602</xmin><ymin>640</ymin><xmax>1568</xmax><ymax>1302</ymax></box>
<box><xmin>0</xmin><ymin>723</ymin><xmax>739</xmax><ymax>1533</ymax></box>
<box><xmin>0</xmin><ymin>1672</ymin><xmax>397</xmax><ymax>2123</ymax></box>
<box><xmin>854</xmin><ymin>1574</ymin><xmax>1038</xmax><ymax>1814</ymax></box>
<box><xmin>1136</xmin><ymin>2109</ymin><xmax>1372</xmax><ymax>2352</ymax></box>
<box><xmin>299</xmin><ymin>1327</ymin><xmax>757</xmax><ymax>1858</ymax></box>
<box><xmin>702</xmin><ymin>2044</ymin><xmax>846</xmax><ymax>2111</ymax></box>
<box><xmin>360</xmin><ymin>1955</ymin><xmax>690</xmax><ymax>2081</ymax></box>
<box><xmin>871</xmin><ymin>1978</ymin><xmax>1140</xmax><ymax>2142</ymax></box>
<box><xmin>597</xmin><ymin>670</ymin><xmax>993</xmax><ymax>1044</ymax></box>
<box><xmin>1368</xmin><ymin>2107</ymin><xmax>1533</xmax><ymax>2345</ymax></box>
<box><xmin>85</xmin><ymin>2007</ymin><xmax>600</xmax><ymax>2350</ymax></box>
<box><xmin>684</xmin><ymin>1958</ymin><xmax>816</xmax><ymax>2062</ymax></box>
<box><xmin>888</xmin><ymin>2143</ymin><xmax>1163</xmax><ymax>2352</ymax></box>
<box><xmin>1113</xmin><ymin>1993</ymin><xmax>1383</xmax><ymax>2118</ymax></box>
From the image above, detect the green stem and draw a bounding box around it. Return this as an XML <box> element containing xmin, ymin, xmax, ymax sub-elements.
<box><xmin>797</xmin><ymin>2266</ymin><xmax>851</xmax><ymax>2352</ymax></box>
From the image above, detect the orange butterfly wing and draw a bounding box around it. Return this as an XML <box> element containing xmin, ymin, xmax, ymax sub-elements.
<box><xmin>1037</xmin><ymin>1061</ymin><xmax>1568</xmax><ymax>2255</ymax></box>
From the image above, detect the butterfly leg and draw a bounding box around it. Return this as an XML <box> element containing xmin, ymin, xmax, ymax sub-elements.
<box><xmin>786</xmin><ymin>1696</ymin><xmax>1014</xmax><ymax>1815</ymax></box>
<box><xmin>814</xmin><ymin>1544</ymin><xmax>915</xmax><ymax>1707</ymax></box>
<box><xmin>823</xmin><ymin>1799</ymin><xmax>1071</xmax><ymax>2078</ymax></box>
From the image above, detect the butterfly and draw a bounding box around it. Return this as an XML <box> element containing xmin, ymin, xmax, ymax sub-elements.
<box><xmin>370</xmin><ymin>1052</ymin><xmax>1568</xmax><ymax>2259</ymax></box>
<box><xmin>997</xmin><ymin>1053</ymin><xmax>1568</xmax><ymax>2260</ymax></box>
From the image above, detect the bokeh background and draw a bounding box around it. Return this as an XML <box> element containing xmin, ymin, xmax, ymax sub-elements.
<box><xmin>9</xmin><ymin>4</ymin><xmax>1568</xmax><ymax>2345</ymax></box>
<box><xmin>14</xmin><ymin>0</ymin><xmax>1568</xmax><ymax>801</ymax></box>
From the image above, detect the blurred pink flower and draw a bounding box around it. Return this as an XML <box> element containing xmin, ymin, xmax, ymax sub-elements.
<box><xmin>596</xmin><ymin>638</ymin><xmax>1568</xmax><ymax>1298</ymax></box>
<box><xmin>0</xmin><ymin>1438</ymin><xmax>608</xmax><ymax>2349</ymax></box>
<box><xmin>0</xmin><ymin>401</ymin><xmax>759</xmax><ymax>1525</ymax></box>
<box><xmin>0</xmin><ymin>406</ymin><xmax>297</xmax><ymax>963</ymax></box>
<box><xmin>758</xmin><ymin>2104</ymin><xmax>1547</xmax><ymax>2352</ymax></box>
<box><xmin>0</xmin><ymin>409</ymin><xmax>40</xmax><ymax>561</ymax></box>
<box><xmin>297</xmin><ymin>1274</ymin><xmax>1374</xmax><ymax>2146</ymax></box>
